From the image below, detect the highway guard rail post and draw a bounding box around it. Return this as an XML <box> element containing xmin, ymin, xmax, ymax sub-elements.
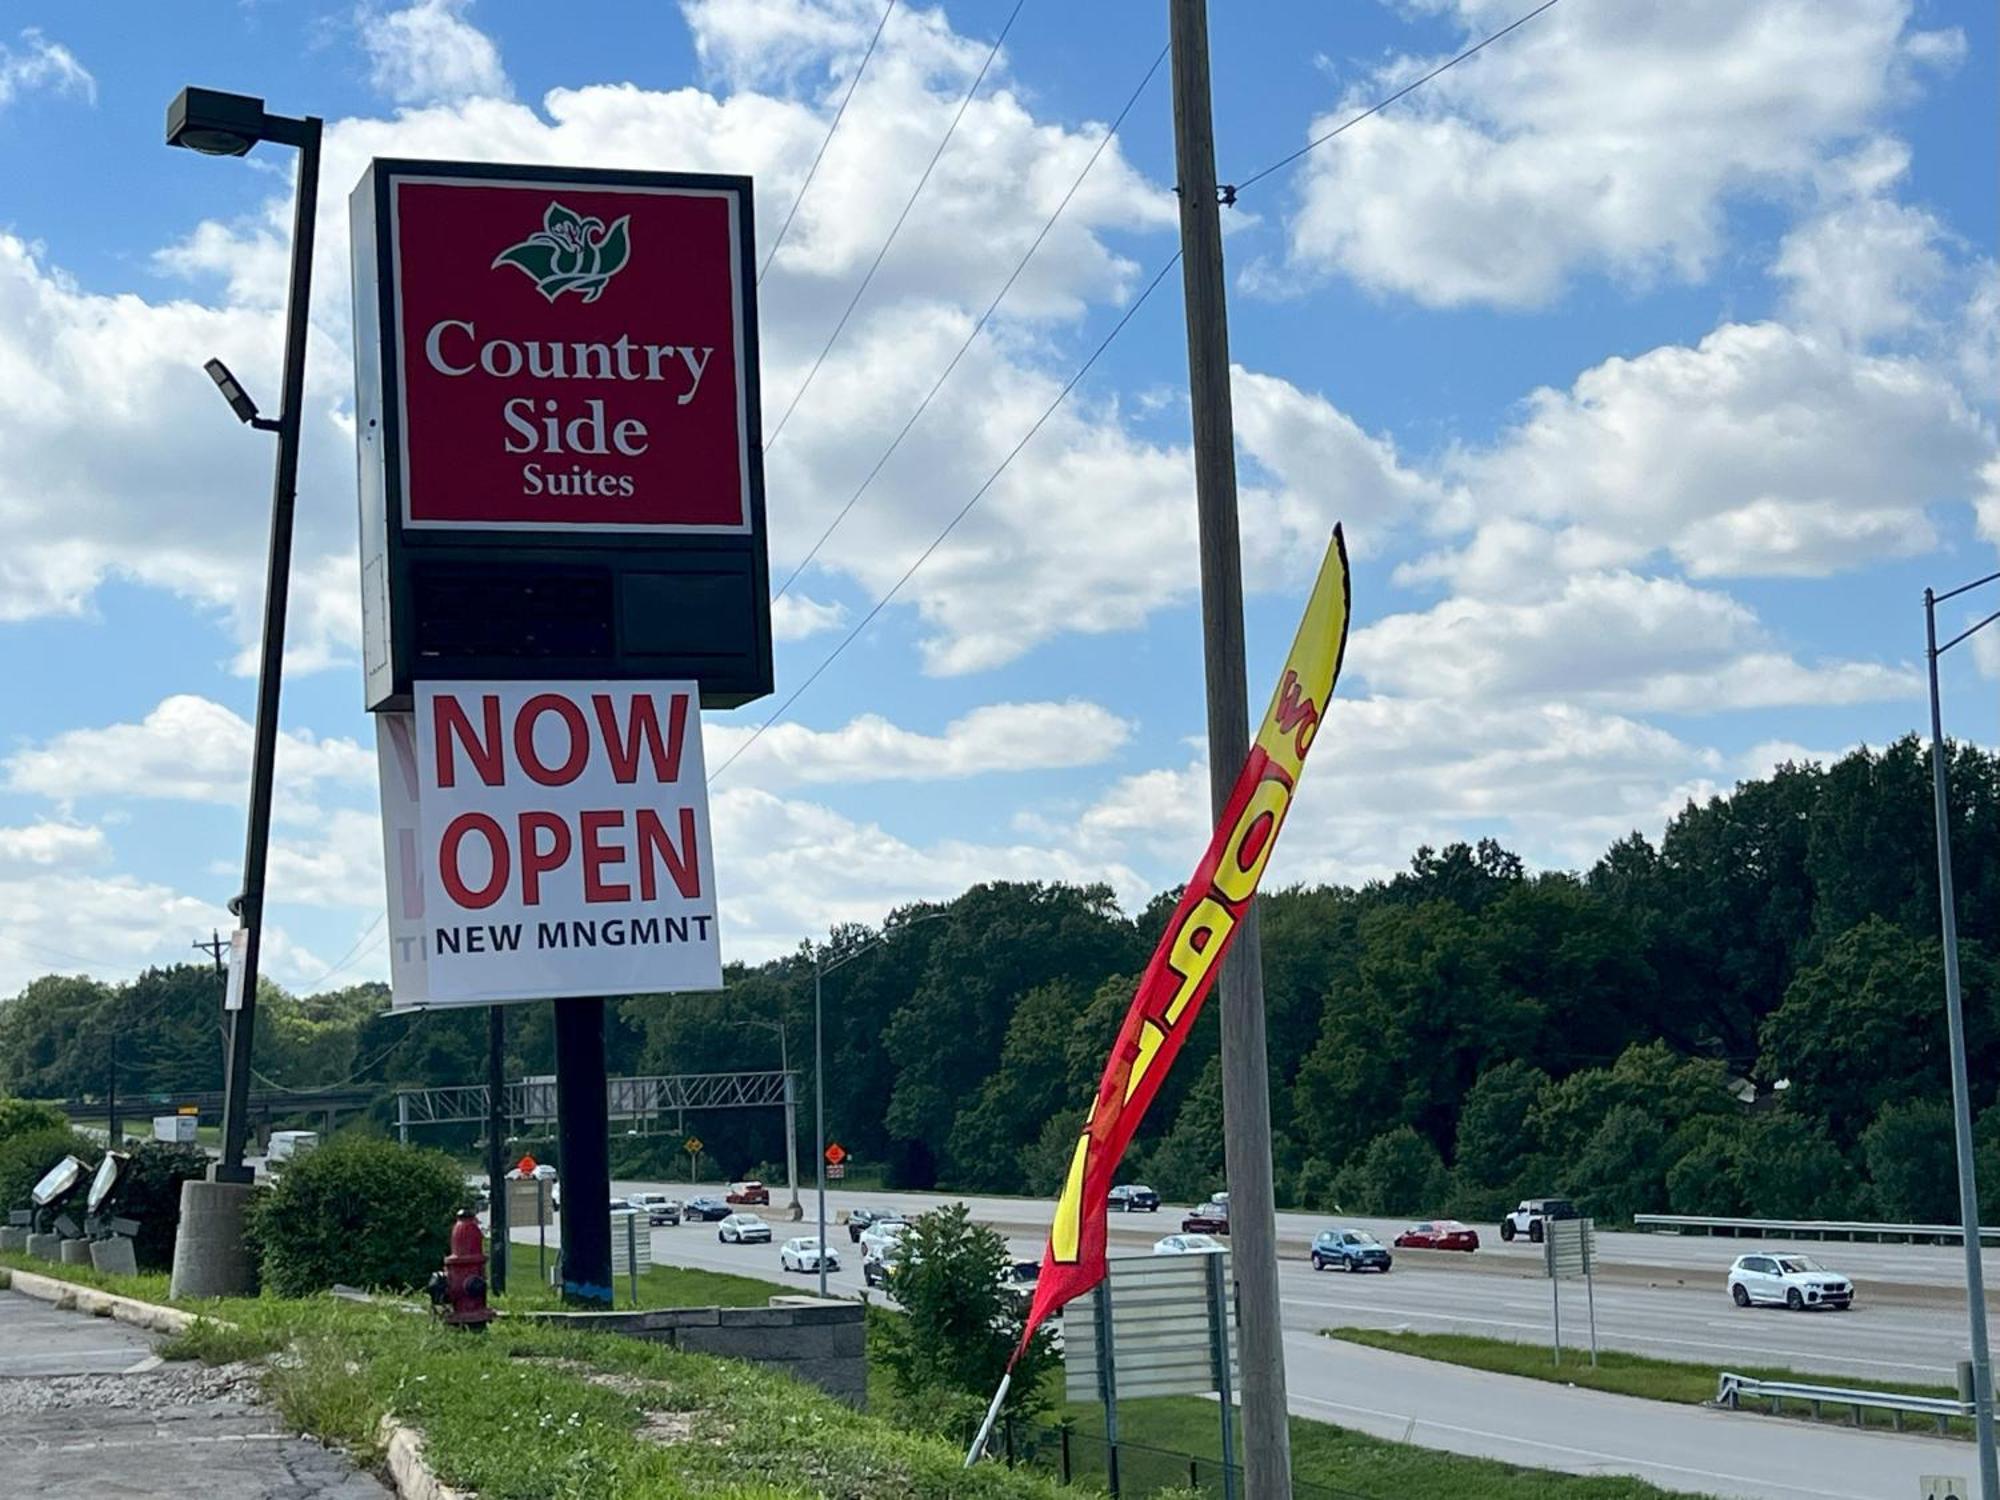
<box><xmin>1637</xmin><ymin>1214</ymin><xmax>2000</xmax><ymax>1244</ymax></box>
<box><xmin>1716</xmin><ymin>1372</ymin><xmax>1976</xmax><ymax>1434</ymax></box>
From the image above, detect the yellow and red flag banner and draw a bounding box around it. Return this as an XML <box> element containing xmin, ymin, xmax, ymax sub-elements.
<box><xmin>1015</xmin><ymin>527</ymin><xmax>1353</xmax><ymax>1355</ymax></box>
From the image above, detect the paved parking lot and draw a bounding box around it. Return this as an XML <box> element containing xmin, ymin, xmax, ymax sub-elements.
<box><xmin>0</xmin><ymin>1290</ymin><xmax>388</xmax><ymax>1500</ymax></box>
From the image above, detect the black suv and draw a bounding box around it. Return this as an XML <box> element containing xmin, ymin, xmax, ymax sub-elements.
<box><xmin>1108</xmin><ymin>1184</ymin><xmax>1161</xmax><ymax>1212</ymax></box>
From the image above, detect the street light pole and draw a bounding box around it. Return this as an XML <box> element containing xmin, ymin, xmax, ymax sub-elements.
<box><xmin>815</xmin><ymin>954</ymin><xmax>827</xmax><ymax>1298</ymax></box>
<box><xmin>808</xmin><ymin>911</ymin><xmax>948</xmax><ymax>1298</ymax></box>
<box><xmin>1924</xmin><ymin>579</ymin><xmax>2000</xmax><ymax>1500</ymax></box>
<box><xmin>163</xmin><ymin>89</ymin><xmax>323</xmax><ymax>1185</ymax></box>
<box><xmin>165</xmin><ymin>87</ymin><xmax>322</xmax><ymax>1302</ymax></box>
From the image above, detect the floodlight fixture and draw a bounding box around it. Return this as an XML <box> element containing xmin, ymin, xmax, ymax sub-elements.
<box><xmin>205</xmin><ymin>358</ymin><xmax>279</xmax><ymax>432</ymax></box>
<box><xmin>86</xmin><ymin>1152</ymin><xmax>128</xmax><ymax>1217</ymax></box>
<box><xmin>30</xmin><ymin>1155</ymin><xmax>86</xmax><ymax>1209</ymax></box>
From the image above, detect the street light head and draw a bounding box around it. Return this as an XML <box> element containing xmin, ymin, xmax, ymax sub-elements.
<box><xmin>204</xmin><ymin>358</ymin><xmax>262</xmax><ymax>426</ymax></box>
<box><xmin>166</xmin><ymin>86</ymin><xmax>266</xmax><ymax>156</ymax></box>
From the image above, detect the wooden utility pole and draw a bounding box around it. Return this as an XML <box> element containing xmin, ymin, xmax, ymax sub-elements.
<box><xmin>1169</xmin><ymin>3</ymin><xmax>1293</xmax><ymax>1495</ymax></box>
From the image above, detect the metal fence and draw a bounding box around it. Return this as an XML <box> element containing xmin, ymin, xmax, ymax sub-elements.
<box><xmin>1716</xmin><ymin>1372</ymin><xmax>1974</xmax><ymax>1435</ymax></box>
<box><xmin>1005</xmin><ymin>1419</ymin><xmax>1372</xmax><ymax>1499</ymax></box>
<box><xmin>1635</xmin><ymin>1213</ymin><xmax>2000</xmax><ymax>1244</ymax></box>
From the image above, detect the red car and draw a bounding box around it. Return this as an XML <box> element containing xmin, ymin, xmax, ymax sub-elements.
<box><xmin>1394</xmin><ymin>1219</ymin><xmax>1480</xmax><ymax>1251</ymax></box>
<box><xmin>1180</xmin><ymin>1205</ymin><xmax>1229</xmax><ymax>1235</ymax></box>
<box><xmin>725</xmin><ymin>1180</ymin><xmax>769</xmax><ymax>1206</ymax></box>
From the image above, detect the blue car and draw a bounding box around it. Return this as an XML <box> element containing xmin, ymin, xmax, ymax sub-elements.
<box><xmin>1311</xmin><ymin>1228</ymin><xmax>1392</xmax><ymax>1273</ymax></box>
<box><xmin>685</xmin><ymin>1195</ymin><xmax>732</xmax><ymax>1221</ymax></box>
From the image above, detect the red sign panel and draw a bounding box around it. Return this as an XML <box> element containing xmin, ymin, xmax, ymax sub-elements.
<box><xmin>391</xmin><ymin>176</ymin><xmax>751</xmax><ymax>532</ymax></box>
<box><xmin>824</xmin><ymin>1142</ymin><xmax>847</xmax><ymax>1166</ymax></box>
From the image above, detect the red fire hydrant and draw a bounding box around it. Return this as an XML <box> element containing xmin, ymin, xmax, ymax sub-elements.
<box><xmin>427</xmin><ymin>1209</ymin><xmax>495</xmax><ymax>1328</ymax></box>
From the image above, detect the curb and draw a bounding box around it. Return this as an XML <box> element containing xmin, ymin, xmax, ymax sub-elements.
<box><xmin>379</xmin><ymin>1416</ymin><xmax>474</xmax><ymax>1500</ymax></box>
<box><xmin>0</xmin><ymin>1264</ymin><xmax>202</xmax><ymax>1335</ymax></box>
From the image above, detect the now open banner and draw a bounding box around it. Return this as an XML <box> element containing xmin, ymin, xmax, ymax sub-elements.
<box><xmin>380</xmin><ymin>679</ymin><xmax>722</xmax><ymax>1006</ymax></box>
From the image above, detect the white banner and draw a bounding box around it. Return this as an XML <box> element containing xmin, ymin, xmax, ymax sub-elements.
<box><xmin>387</xmin><ymin>679</ymin><xmax>721</xmax><ymax>1005</ymax></box>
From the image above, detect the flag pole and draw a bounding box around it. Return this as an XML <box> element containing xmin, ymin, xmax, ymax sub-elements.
<box><xmin>963</xmin><ymin>1371</ymin><xmax>1013</xmax><ymax>1468</ymax></box>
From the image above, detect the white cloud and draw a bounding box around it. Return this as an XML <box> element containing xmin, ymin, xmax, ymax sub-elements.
<box><xmin>359</xmin><ymin>0</ymin><xmax>511</xmax><ymax>106</ymax></box>
<box><xmin>1776</xmin><ymin>140</ymin><xmax>1950</xmax><ymax>343</ymax></box>
<box><xmin>710</xmin><ymin>782</ymin><xmax>1147</xmax><ymax>960</ymax></box>
<box><xmin>0</xmin><ymin>235</ymin><xmax>358</xmax><ymax>669</ymax></box>
<box><xmin>1285</xmin><ymin>0</ymin><xmax>1958</xmax><ymax>307</ymax></box>
<box><xmin>771</xmin><ymin>592</ymin><xmax>848</xmax><ymax>641</ymax></box>
<box><xmin>1059</xmin><ymin>695</ymin><xmax>1727</xmax><ymax>886</ymax></box>
<box><xmin>263</xmin><ymin>808</ymin><xmax>387</xmax><ymax>910</ymax></box>
<box><xmin>0</xmin><ymin>872</ymin><xmax>225</xmax><ymax>994</ymax></box>
<box><xmin>1417</xmin><ymin>321</ymin><xmax>1992</xmax><ymax>589</ymax></box>
<box><xmin>7</xmin><ymin>695</ymin><xmax>374</xmax><ymax>818</ymax></box>
<box><xmin>0</xmin><ymin>821</ymin><xmax>108</xmax><ymax>874</ymax></box>
<box><xmin>1353</xmin><ymin>571</ymin><xmax>1918</xmax><ymax>713</ymax></box>
<box><xmin>0</xmin><ymin>29</ymin><xmax>94</xmax><ymax>110</ymax></box>
<box><xmin>706</xmin><ymin>699</ymin><xmax>1131</xmax><ymax>787</ymax></box>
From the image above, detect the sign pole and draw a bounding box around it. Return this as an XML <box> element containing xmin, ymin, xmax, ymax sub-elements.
<box><xmin>626</xmin><ymin>1211</ymin><xmax>639</xmax><ymax>1307</ymax></box>
<box><xmin>1209</xmin><ymin>1251</ymin><xmax>1238</xmax><ymax>1500</ymax></box>
<box><xmin>1549</xmin><ymin>1232</ymin><xmax>1562</xmax><ymax>1367</ymax></box>
<box><xmin>1168</xmin><ymin>5</ymin><xmax>1292</xmax><ymax>1492</ymax></box>
<box><xmin>1584</xmin><ymin>1221</ymin><xmax>1598</xmax><ymax>1368</ymax></box>
<box><xmin>1096</xmin><ymin>1282</ymin><xmax>1122</xmax><ymax>1499</ymax></box>
<box><xmin>553</xmin><ymin>998</ymin><xmax>613</xmax><ymax>1307</ymax></box>
<box><xmin>486</xmin><ymin>1005</ymin><xmax>508</xmax><ymax>1296</ymax></box>
<box><xmin>537</xmin><ymin>1180</ymin><xmax>547</xmax><ymax>1287</ymax></box>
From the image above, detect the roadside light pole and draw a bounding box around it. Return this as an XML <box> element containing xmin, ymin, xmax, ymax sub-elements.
<box><xmin>1923</xmin><ymin>574</ymin><xmax>2000</xmax><ymax>1500</ymax></box>
<box><xmin>810</xmin><ymin>911</ymin><xmax>947</xmax><ymax>1297</ymax></box>
<box><xmin>164</xmin><ymin>87</ymin><xmax>323</xmax><ymax>1185</ymax></box>
<box><xmin>1169</xmin><ymin>5</ymin><xmax>1292</xmax><ymax>1494</ymax></box>
<box><xmin>165</xmin><ymin>87</ymin><xmax>322</xmax><ymax>1301</ymax></box>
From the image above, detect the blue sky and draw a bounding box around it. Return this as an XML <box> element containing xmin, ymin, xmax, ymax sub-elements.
<box><xmin>0</xmin><ymin>0</ymin><xmax>1993</xmax><ymax>994</ymax></box>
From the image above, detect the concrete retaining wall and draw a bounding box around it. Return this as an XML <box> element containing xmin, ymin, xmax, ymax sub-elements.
<box><xmin>518</xmin><ymin>1295</ymin><xmax>866</xmax><ymax>1407</ymax></box>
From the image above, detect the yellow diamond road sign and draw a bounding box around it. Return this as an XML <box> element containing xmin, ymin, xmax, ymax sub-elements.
<box><xmin>685</xmin><ymin>1137</ymin><xmax>703</xmax><ymax>1155</ymax></box>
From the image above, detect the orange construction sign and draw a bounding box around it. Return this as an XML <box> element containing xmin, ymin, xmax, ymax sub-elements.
<box><xmin>824</xmin><ymin>1142</ymin><xmax>847</xmax><ymax>1166</ymax></box>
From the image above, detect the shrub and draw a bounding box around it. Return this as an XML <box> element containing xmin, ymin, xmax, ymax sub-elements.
<box><xmin>874</xmin><ymin>1203</ymin><xmax>1059</xmax><ymax>1439</ymax></box>
<box><xmin>113</xmin><ymin>1140</ymin><xmax>213</xmax><ymax>1270</ymax></box>
<box><xmin>0</xmin><ymin>1096</ymin><xmax>67</xmax><ymax>1145</ymax></box>
<box><xmin>248</xmin><ymin>1136</ymin><xmax>471</xmax><ymax>1297</ymax></box>
<box><xmin>0</xmin><ymin>1126</ymin><xmax>97</xmax><ymax>1217</ymax></box>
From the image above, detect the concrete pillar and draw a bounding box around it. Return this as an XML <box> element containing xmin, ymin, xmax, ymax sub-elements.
<box><xmin>169</xmin><ymin>1178</ymin><xmax>258</xmax><ymax>1298</ymax></box>
<box><xmin>59</xmin><ymin>1238</ymin><xmax>90</xmax><ymax>1266</ymax></box>
<box><xmin>90</xmin><ymin>1237</ymin><xmax>139</xmax><ymax>1277</ymax></box>
<box><xmin>26</xmin><ymin>1233</ymin><xmax>60</xmax><ymax>1261</ymax></box>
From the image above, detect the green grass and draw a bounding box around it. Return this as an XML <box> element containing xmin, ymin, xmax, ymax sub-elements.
<box><xmin>0</xmin><ymin>1249</ymin><xmax>174</xmax><ymax>1304</ymax></box>
<box><xmin>1324</xmin><ymin>1327</ymin><xmax>1970</xmax><ymax>1437</ymax></box>
<box><xmin>495</xmin><ymin>1259</ymin><xmax>782</xmax><ymax>1312</ymax></box>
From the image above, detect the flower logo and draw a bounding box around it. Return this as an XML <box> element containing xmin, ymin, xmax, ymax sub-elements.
<box><xmin>492</xmin><ymin>201</ymin><xmax>633</xmax><ymax>304</ymax></box>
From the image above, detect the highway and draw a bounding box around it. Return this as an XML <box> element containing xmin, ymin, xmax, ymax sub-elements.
<box><xmin>493</xmin><ymin>1178</ymin><xmax>1996</xmax><ymax>1495</ymax></box>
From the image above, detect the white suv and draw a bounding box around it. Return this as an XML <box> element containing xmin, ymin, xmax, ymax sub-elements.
<box><xmin>1498</xmin><ymin>1197</ymin><xmax>1578</xmax><ymax>1244</ymax></box>
<box><xmin>1727</xmin><ymin>1252</ymin><xmax>1853</xmax><ymax>1311</ymax></box>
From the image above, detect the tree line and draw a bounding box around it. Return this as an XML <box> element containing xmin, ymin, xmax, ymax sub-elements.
<box><xmin>5</xmin><ymin>735</ymin><xmax>1999</xmax><ymax>1226</ymax></box>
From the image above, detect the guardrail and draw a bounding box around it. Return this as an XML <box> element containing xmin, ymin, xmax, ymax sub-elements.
<box><xmin>1636</xmin><ymin>1213</ymin><xmax>2000</xmax><ymax>1245</ymax></box>
<box><xmin>1716</xmin><ymin>1372</ymin><xmax>1973</xmax><ymax>1434</ymax></box>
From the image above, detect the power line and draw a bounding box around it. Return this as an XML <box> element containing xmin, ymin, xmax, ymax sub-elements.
<box><xmin>758</xmin><ymin>0</ymin><xmax>898</xmax><ymax>286</ymax></box>
<box><xmin>1234</xmin><ymin>0</ymin><xmax>1563</xmax><ymax>193</ymax></box>
<box><xmin>762</xmin><ymin>0</ymin><xmax>1028</xmax><ymax>453</ymax></box>
<box><xmin>305</xmin><ymin>911</ymin><xmax>387</xmax><ymax>992</ymax></box>
<box><xmin>249</xmin><ymin>1007</ymin><xmax>429</xmax><ymax>1094</ymax></box>
<box><xmin>771</xmin><ymin>39</ymin><xmax>1172</xmax><ymax>603</ymax></box>
<box><xmin>711</xmin><ymin>250</ymin><xmax>1184</xmax><ymax>784</ymax></box>
<box><xmin>716</xmin><ymin>0</ymin><xmax>1560</xmax><ymax>779</ymax></box>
